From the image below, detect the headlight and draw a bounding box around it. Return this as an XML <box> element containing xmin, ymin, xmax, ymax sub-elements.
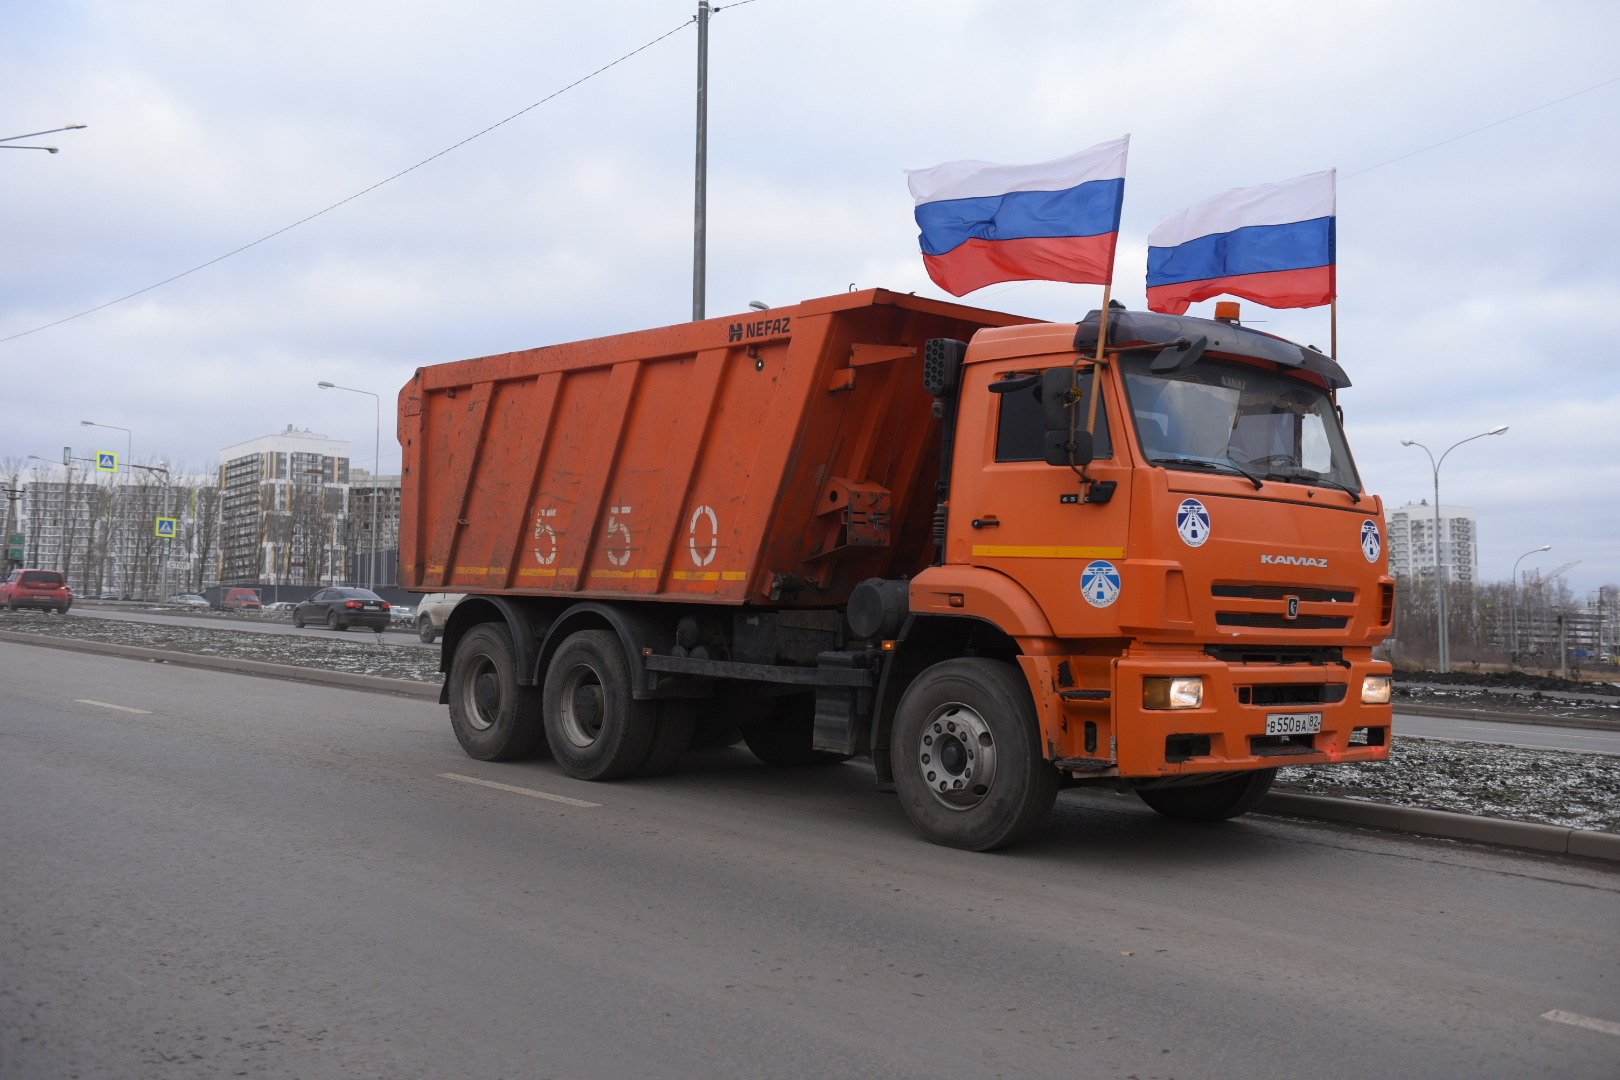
<box><xmin>1361</xmin><ymin>675</ymin><xmax>1392</xmax><ymax>704</ymax></box>
<box><xmin>1144</xmin><ymin>676</ymin><xmax>1204</xmax><ymax>710</ymax></box>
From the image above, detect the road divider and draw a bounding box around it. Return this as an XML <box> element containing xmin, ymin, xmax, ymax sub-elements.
<box><xmin>437</xmin><ymin>772</ymin><xmax>601</xmax><ymax>807</ymax></box>
<box><xmin>0</xmin><ymin>628</ymin><xmax>440</xmax><ymax>699</ymax></box>
<box><xmin>1259</xmin><ymin>791</ymin><xmax>1620</xmax><ymax>861</ymax></box>
<box><xmin>1397</xmin><ymin>703</ymin><xmax>1620</xmax><ymax>732</ymax></box>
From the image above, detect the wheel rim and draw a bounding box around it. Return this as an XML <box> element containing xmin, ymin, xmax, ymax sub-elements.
<box><xmin>915</xmin><ymin>702</ymin><xmax>997</xmax><ymax>811</ymax></box>
<box><xmin>555</xmin><ymin>662</ymin><xmax>606</xmax><ymax>748</ymax></box>
<box><xmin>459</xmin><ymin>653</ymin><xmax>502</xmax><ymax>732</ymax></box>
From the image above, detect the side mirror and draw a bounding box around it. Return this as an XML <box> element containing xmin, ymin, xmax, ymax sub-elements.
<box><xmin>1044</xmin><ymin>429</ymin><xmax>1094</xmax><ymax>467</ymax></box>
<box><xmin>1150</xmin><ymin>335</ymin><xmax>1207</xmax><ymax>374</ymax></box>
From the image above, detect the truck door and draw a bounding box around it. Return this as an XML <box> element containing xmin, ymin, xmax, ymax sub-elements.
<box><xmin>952</xmin><ymin>359</ymin><xmax>1132</xmax><ymax>638</ymax></box>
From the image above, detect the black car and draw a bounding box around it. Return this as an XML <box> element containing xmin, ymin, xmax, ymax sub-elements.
<box><xmin>293</xmin><ymin>588</ymin><xmax>392</xmax><ymax>631</ymax></box>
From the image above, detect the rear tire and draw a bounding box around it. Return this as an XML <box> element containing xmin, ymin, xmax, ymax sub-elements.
<box><xmin>1135</xmin><ymin>770</ymin><xmax>1276</xmax><ymax>822</ymax></box>
<box><xmin>418</xmin><ymin>616</ymin><xmax>436</xmax><ymax>644</ymax></box>
<box><xmin>542</xmin><ymin>630</ymin><xmax>655</xmax><ymax>781</ymax></box>
<box><xmin>892</xmin><ymin>658</ymin><xmax>1059</xmax><ymax>851</ymax></box>
<box><xmin>741</xmin><ymin>694</ymin><xmax>847</xmax><ymax>767</ymax></box>
<box><xmin>327</xmin><ymin>611</ymin><xmax>343</xmax><ymax>631</ymax></box>
<box><xmin>634</xmin><ymin>700</ymin><xmax>697</xmax><ymax>777</ymax></box>
<box><xmin>447</xmin><ymin>622</ymin><xmax>545</xmax><ymax>761</ymax></box>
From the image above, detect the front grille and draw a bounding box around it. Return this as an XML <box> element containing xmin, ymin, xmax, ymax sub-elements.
<box><xmin>1205</xmin><ymin>645</ymin><xmax>1345</xmax><ymax>666</ymax></box>
<box><xmin>1216</xmin><ymin>612</ymin><xmax>1350</xmax><ymax>629</ymax></box>
<box><xmin>1238</xmin><ymin>684</ymin><xmax>1348</xmax><ymax>705</ymax></box>
<box><xmin>1213</xmin><ymin>584</ymin><xmax>1355</xmax><ymax>603</ymax></box>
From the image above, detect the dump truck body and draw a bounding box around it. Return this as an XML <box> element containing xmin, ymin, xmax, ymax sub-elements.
<box><xmin>402</xmin><ymin>289</ymin><xmax>1393</xmax><ymax>849</ymax></box>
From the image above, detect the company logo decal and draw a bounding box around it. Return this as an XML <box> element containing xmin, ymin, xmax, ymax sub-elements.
<box><xmin>1080</xmin><ymin>559</ymin><xmax>1121</xmax><ymax>608</ymax></box>
<box><xmin>1175</xmin><ymin>498</ymin><xmax>1211</xmax><ymax>547</ymax></box>
<box><xmin>1261</xmin><ymin>554</ymin><xmax>1328</xmax><ymax>567</ymax></box>
<box><xmin>1286</xmin><ymin>596</ymin><xmax>1300</xmax><ymax>619</ymax></box>
<box><xmin>1360</xmin><ymin>519</ymin><xmax>1382</xmax><ymax>563</ymax></box>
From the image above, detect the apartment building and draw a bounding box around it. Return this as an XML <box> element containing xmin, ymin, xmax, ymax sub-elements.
<box><xmin>219</xmin><ymin>427</ymin><xmax>352</xmax><ymax>586</ymax></box>
<box><xmin>1388</xmin><ymin>500</ymin><xmax>1479</xmax><ymax>584</ymax></box>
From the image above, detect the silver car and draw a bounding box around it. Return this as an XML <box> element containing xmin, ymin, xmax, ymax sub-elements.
<box><xmin>413</xmin><ymin>593</ymin><xmax>466</xmax><ymax>644</ymax></box>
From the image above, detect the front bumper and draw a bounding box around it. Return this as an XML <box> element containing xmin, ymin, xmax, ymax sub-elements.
<box><xmin>1035</xmin><ymin>647</ymin><xmax>1393</xmax><ymax>779</ymax></box>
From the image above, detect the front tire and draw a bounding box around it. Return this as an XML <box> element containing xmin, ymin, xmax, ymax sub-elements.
<box><xmin>1135</xmin><ymin>770</ymin><xmax>1276</xmax><ymax>822</ymax></box>
<box><xmin>892</xmin><ymin>658</ymin><xmax>1058</xmax><ymax>851</ymax></box>
<box><xmin>418</xmin><ymin>616</ymin><xmax>436</xmax><ymax>644</ymax></box>
<box><xmin>447</xmin><ymin>622</ymin><xmax>544</xmax><ymax>761</ymax></box>
<box><xmin>292</xmin><ymin>613</ymin><xmax>305</xmax><ymax>628</ymax></box>
<box><xmin>542</xmin><ymin>630</ymin><xmax>655</xmax><ymax>781</ymax></box>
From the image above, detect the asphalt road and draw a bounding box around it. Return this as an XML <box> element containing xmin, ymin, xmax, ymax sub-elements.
<box><xmin>1396</xmin><ymin>711</ymin><xmax>1620</xmax><ymax>755</ymax></box>
<box><xmin>68</xmin><ymin>605</ymin><xmax>432</xmax><ymax>648</ymax></box>
<box><xmin>3</xmin><ymin>644</ymin><xmax>1616</xmax><ymax>1079</ymax></box>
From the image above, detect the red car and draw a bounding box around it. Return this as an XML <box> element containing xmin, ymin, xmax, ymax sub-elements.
<box><xmin>1</xmin><ymin>569</ymin><xmax>74</xmax><ymax>613</ymax></box>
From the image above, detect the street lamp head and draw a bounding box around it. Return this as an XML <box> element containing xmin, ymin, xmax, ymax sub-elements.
<box><xmin>65</xmin><ymin>124</ymin><xmax>87</xmax><ymax>130</ymax></box>
<box><xmin>1539</xmin><ymin>544</ymin><xmax>1551</xmax><ymax>552</ymax></box>
<box><xmin>1488</xmin><ymin>425</ymin><xmax>1509</xmax><ymax>435</ymax></box>
<box><xmin>1400</xmin><ymin>439</ymin><xmax>1415</xmax><ymax>446</ymax></box>
<box><xmin>80</xmin><ymin>420</ymin><xmax>94</xmax><ymax>426</ymax></box>
<box><xmin>318</xmin><ymin>381</ymin><xmax>335</xmax><ymax>389</ymax></box>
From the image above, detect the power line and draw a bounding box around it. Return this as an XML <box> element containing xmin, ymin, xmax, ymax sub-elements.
<box><xmin>0</xmin><ymin>18</ymin><xmax>696</xmax><ymax>346</ymax></box>
<box><xmin>1343</xmin><ymin>73</ymin><xmax>1620</xmax><ymax>180</ymax></box>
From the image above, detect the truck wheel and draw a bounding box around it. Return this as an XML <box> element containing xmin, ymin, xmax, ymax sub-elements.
<box><xmin>1135</xmin><ymin>770</ymin><xmax>1276</xmax><ymax>822</ymax></box>
<box><xmin>741</xmin><ymin>694</ymin><xmax>847</xmax><ymax>766</ymax></box>
<box><xmin>542</xmin><ymin>630</ymin><xmax>656</xmax><ymax>781</ymax></box>
<box><xmin>448</xmin><ymin>622</ymin><xmax>544</xmax><ymax>761</ymax></box>
<box><xmin>634</xmin><ymin>700</ymin><xmax>697</xmax><ymax>777</ymax></box>
<box><xmin>418</xmin><ymin>616</ymin><xmax>436</xmax><ymax>644</ymax></box>
<box><xmin>891</xmin><ymin>658</ymin><xmax>1059</xmax><ymax>851</ymax></box>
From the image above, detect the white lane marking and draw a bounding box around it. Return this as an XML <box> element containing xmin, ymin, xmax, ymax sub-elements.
<box><xmin>437</xmin><ymin>772</ymin><xmax>601</xmax><ymax>807</ymax></box>
<box><xmin>76</xmin><ymin>699</ymin><xmax>153</xmax><ymax>714</ymax></box>
<box><xmin>1542</xmin><ymin>1010</ymin><xmax>1620</xmax><ymax>1037</ymax></box>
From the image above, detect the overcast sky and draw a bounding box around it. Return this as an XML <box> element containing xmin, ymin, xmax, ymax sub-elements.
<box><xmin>5</xmin><ymin>0</ymin><xmax>1617</xmax><ymax>592</ymax></box>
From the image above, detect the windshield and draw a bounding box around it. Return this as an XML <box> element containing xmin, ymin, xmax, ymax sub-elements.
<box><xmin>1119</xmin><ymin>353</ymin><xmax>1361</xmax><ymax>493</ymax></box>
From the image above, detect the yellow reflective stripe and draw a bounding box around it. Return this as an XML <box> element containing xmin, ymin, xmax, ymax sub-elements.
<box><xmin>971</xmin><ymin>545</ymin><xmax>1126</xmax><ymax>559</ymax></box>
<box><xmin>672</xmin><ymin>571</ymin><xmax>719</xmax><ymax>581</ymax></box>
<box><xmin>517</xmin><ymin>568</ymin><xmax>557</xmax><ymax>577</ymax></box>
<box><xmin>721</xmin><ymin>571</ymin><xmax>747</xmax><ymax>580</ymax></box>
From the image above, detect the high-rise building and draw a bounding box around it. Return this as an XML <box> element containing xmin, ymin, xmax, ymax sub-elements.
<box><xmin>218</xmin><ymin>427</ymin><xmax>351</xmax><ymax>586</ymax></box>
<box><xmin>1387</xmin><ymin>500</ymin><xmax>1479</xmax><ymax>584</ymax></box>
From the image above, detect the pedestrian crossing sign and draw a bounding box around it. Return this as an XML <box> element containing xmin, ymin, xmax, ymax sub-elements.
<box><xmin>154</xmin><ymin>517</ymin><xmax>178</xmax><ymax>539</ymax></box>
<box><xmin>96</xmin><ymin>451</ymin><xmax>118</xmax><ymax>472</ymax></box>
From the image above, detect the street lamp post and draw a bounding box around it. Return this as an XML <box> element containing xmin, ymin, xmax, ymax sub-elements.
<box><xmin>318</xmin><ymin>382</ymin><xmax>381</xmax><ymax>593</ymax></box>
<box><xmin>1</xmin><ymin>123</ymin><xmax>87</xmax><ymax>154</ymax></box>
<box><xmin>80</xmin><ymin>420</ymin><xmax>132</xmax><ymax>465</ymax></box>
<box><xmin>1401</xmin><ymin>426</ymin><xmax>1509</xmax><ymax>672</ymax></box>
<box><xmin>1511</xmin><ymin>545</ymin><xmax>1552</xmax><ymax>668</ymax></box>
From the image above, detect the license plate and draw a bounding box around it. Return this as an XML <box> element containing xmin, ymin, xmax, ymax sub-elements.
<box><xmin>1266</xmin><ymin>712</ymin><xmax>1322</xmax><ymax>735</ymax></box>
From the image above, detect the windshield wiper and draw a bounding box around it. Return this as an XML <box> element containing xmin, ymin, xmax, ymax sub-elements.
<box><xmin>1148</xmin><ymin>456</ymin><xmax>1264</xmax><ymax>490</ymax></box>
<box><xmin>1259</xmin><ymin>465</ymin><xmax>1362</xmax><ymax>503</ymax></box>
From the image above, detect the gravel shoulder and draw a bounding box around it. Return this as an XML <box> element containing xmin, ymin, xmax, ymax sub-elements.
<box><xmin>0</xmin><ymin>609</ymin><xmax>441</xmax><ymax>684</ymax></box>
<box><xmin>1275</xmin><ymin>736</ymin><xmax>1620</xmax><ymax>833</ymax></box>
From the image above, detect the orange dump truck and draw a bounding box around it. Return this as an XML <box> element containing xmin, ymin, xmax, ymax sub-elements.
<box><xmin>400</xmin><ymin>288</ymin><xmax>1394</xmax><ymax>850</ymax></box>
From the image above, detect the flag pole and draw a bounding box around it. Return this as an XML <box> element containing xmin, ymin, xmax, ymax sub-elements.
<box><xmin>1330</xmin><ymin>295</ymin><xmax>1338</xmax><ymax>360</ymax></box>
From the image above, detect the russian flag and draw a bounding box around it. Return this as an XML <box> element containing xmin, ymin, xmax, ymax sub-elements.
<box><xmin>907</xmin><ymin>137</ymin><xmax>1129</xmax><ymax>296</ymax></box>
<box><xmin>1146</xmin><ymin>170</ymin><xmax>1336</xmax><ymax>315</ymax></box>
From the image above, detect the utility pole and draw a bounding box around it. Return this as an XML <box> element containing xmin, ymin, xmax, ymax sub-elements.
<box><xmin>692</xmin><ymin>0</ymin><xmax>710</xmax><ymax>322</ymax></box>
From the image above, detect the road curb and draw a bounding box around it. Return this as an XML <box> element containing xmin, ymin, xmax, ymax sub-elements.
<box><xmin>1395</xmin><ymin>703</ymin><xmax>1620</xmax><ymax>732</ymax></box>
<box><xmin>0</xmin><ymin>629</ymin><xmax>441</xmax><ymax>699</ymax></box>
<box><xmin>1259</xmin><ymin>791</ymin><xmax>1620</xmax><ymax>861</ymax></box>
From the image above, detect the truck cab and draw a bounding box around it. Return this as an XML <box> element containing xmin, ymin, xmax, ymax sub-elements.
<box><xmin>891</xmin><ymin>303</ymin><xmax>1393</xmax><ymax>825</ymax></box>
